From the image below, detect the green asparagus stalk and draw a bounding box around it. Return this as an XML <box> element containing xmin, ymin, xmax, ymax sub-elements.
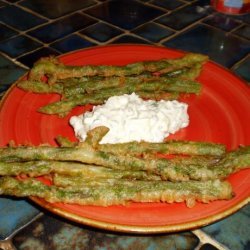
<box><xmin>0</xmin><ymin>160</ymin><xmax>161</xmax><ymax>180</ymax></box>
<box><xmin>28</xmin><ymin>53</ymin><xmax>208</xmax><ymax>83</ymax></box>
<box><xmin>0</xmin><ymin>161</ymin><xmax>52</xmax><ymax>177</ymax></box>
<box><xmin>18</xmin><ymin>64</ymin><xmax>203</xmax><ymax>96</ymax></box>
<box><xmin>52</xmin><ymin>174</ymin><xmax>120</xmax><ymax>187</ymax></box>
<box><xmin>0</xmin><ymin>136</ymin><xmax>248</xmax><ymax>181</ymax></box>
<box><xmin>0</xmin><ymin>144</ymin><xmax>217</xmax><ymax>169</ymax></box>
<box><xmin>0</xmin><ymin>158</ymin><xmax>240</xmax><ymax>181</ymax></box>
<box><xmin>98</xmin><ymin>141</ymin><xmax>226</xmax><ymax>156</ymax></box>
<box><xmin>73</xmin><ymin>126</ymin><xmax>226</xmax><ymax>157</ymax></box>
<box><xmin>83</xmin><ymin>126</ymin><xmax>109</xmax><ymax>147</ymax></box>
<box><xmin>0</xmin><ymin>145</ymin><xmax>227</xmax><ymax>181</ymax></box>
<box><xmin>0</xmin><ymin>155</ymin><xmax>243</xmax><ymax>181</ymax></box>
<box><xmin>0</xmin><ymin>177</ymin><xmax>233</xmax><ymax>207</ymax></box>
<box><xmin>62</xmin><ymin>74</ymin><xmax>150</xmax><ymax>96</ymax></box>
<box><xmin>57</xmin><ymin>76</ymin><xmax>90</xmax><ymax>87</ymax></box>
<box><xmin>17</xmin><ymin>76</ymin><xmax>136</xmax><ymax>95</ymax></box>
<box><xmin>17</xmin><ymin>80</ymin><xmax>63</xmax><ymax>94</ymax></box>
<box><xmin>55</xmin><ymin>135</ymin><xmax>78</xmax><ymax>147</ymax></box>
<box><xmin>162</xmin><ymin>63</ymin><xmax>202</xmax><ymax>80</ymax></box>
<box><xmin>37</xmin><ymin>93</ymin><xmax>147</xmax><ymax>115</ymax></box>
<box><xmin>61</xmin><ymin>77</ymin><xmax>201</xmax><ymax>97</ymax></box>
<box><xmin>38</xmin><ymin>93</ymin><xmax>108</xmax><ymax>115</ymax></box>
<box><xmin>85</xmin><ymin>126</ymin><xmax>226</xmax><ymax>156</ymax></box>
<box><xmin>221</xmin><ymin>146</ymin><xmax>250</xmax><ymax>166</ymax></box>
<box><xmin>212</xmin><ymin>146</ymin><xmax>250</xmax><ymax>177</ymax></box>
<box><xmin>39</xmin><ymin>79</ymin><xmax>200</xmax><ymax>115</ymax></box>
<box><xmin>17</xmin><ymin>81</ymin><xmax>179</xmax><ymax>114</ymax></box>
<box><xmin>62</xmin><ymin>75</ymin><xmax>201</xmax><ymax>97</ymax></box>
<box><xmin>39</xmin><ymin>90</ymin><xmax>180</xmax><ymax>116</ymax></box>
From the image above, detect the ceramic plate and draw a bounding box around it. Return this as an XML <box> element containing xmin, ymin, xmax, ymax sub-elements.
<box><xmin>0</xmin><ymin>45</ymin><xmax>249</xmax><ymax>233</ymax></box>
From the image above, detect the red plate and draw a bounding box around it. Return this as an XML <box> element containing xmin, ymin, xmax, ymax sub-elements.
<box><xmin>0</xmin><ymin>45</ymin><xmax>249</xmax><ymax>233</ymax></box>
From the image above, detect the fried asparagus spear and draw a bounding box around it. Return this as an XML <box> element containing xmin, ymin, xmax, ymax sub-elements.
<box><xmin>63</xmin><ymin>75</ymin><xmax>201</xmax><ymax>97</ymax></box>
<box><xmin>162</xmin><ymin>62</ymin><xmax>203</xmax><ymax>80</ymax></box>
<box><xmin>18</xmin><ymin>74</ymin><xmax>199</xmax><ymax>97</ymax></box>
<box><xmin>60</xmin><ymin>126</ymin><xmax>226</xmax><ymax>156</ymax></box>
<box><xmin>17</xmin><ymin>81</ymin><xmax>63</xmax><ymax>94</ymax></box>
<box><xmin>98</xmin><ymin>141</ymin><xmax>226</xmax><ymax>156</ymax></box>
<box><xmin>211</xmin><ymin>146</ymin><xmax>250</xmax><ymax>178</ymax></box>
<box><xmin>0</xmin><ymin>143</ymin><xmax>218</xmax><ymax>166</ymax></box>
<box><xmin>17</xmin><ymin>75</ymin><xmax>137</xmax><ymax>95</ymax></box>
<box><xmin>28</xmin><ymin>53</ymin><xmax>208</xmax><ymax>83</ymax></box>
<box><xmin>0</xmin><ymin>177</ymin><xmax>233</xmax><ymax>207</ymax></box>
<box><xmin>0</xmin><ymin>144</ymin><xmax>249</xmax><ymax>181</ymax></box>
<box><xmin>17</xmin><ymin>53</ymin><xmax>207</xmax><ymax>116</ymax></box>
<box><xmin>0</xmin><ymin>155</ymin><xmax>246</xmax><ymax>182</ymax></box>
<box><xmin>57</xmin><ymin>129</ymin><xmax>225</xmax><ymax>158</ymax></box>
<box><xmin>55</xmin><ymin>135</ymin><xmax>78</xmax><ymax>147</ymax></box>
<box><xmin>85</xmin><ymin>126</ymin><xmax>226</xmax><ymax>156</ymax></box>
<box><xmin>38</xmin><ymin>91</ymin><xmax>177</xmax><ymax>115</ymax></box>
<box><xmin>0</xmin><ymin>161</ymin><xmax>161</xmax><ymax>180</ymax></box>
<box><xmin>17</xmin><ymin>76</ymin><xmax>96</xmax><ymax>94</ymax></box>
<box><xmin>17</xmin><ymin>80</ymin><xmax>179</xmax><ymax>116</ymax></box>
<box><xmin>64</xmin><ymin>76</ymin><xmax>201</xmax><ymax>97</ymax></box>
<box><xmin>38</xmin><ymin>78</ymin><xmax>200</xmax><ymax>115</ymax></box>
<box><xmin>0</xmin><ymin>145</ymin><xmax>215</xmax><ymax>182</ymax></box>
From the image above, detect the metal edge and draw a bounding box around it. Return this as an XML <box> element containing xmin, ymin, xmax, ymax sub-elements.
<box><xmin>4</xmin><ymin>213</ymin><xmax>43</xmax><ymax>241</ymax></box>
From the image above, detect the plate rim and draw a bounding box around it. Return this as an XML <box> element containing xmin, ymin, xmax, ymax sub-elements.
<box><xmin>30</xmin><ymin>196</ymin><xmax>250</xmax><ymax>234</ymax></box>
<box><xmin>0</xmin><ymin>44</ymin><xmax>249</xmax><ymax>233</ymax></box>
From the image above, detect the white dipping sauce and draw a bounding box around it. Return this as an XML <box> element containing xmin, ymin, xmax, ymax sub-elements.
<box><xmin>70</xmin><ymin>93</ymin><xmax>189</xmax><ymax>144</ymax></box>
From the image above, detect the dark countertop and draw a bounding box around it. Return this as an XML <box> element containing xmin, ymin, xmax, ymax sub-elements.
<box><xmin>0</xmin><ymin>0</ymin><xmax>249</xmax><ymax>249</ymax></box>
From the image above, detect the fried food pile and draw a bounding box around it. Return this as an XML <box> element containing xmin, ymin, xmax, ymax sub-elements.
<box><xmin>17</xmin><ymin>53</ymin><xmax>208</xmax><ymax>116</ymax></box>
<box><xmin>2</xmin><ymin>53</ymin><xmax>249</xmax><ymax>208</ymax></box>
<box><xmin>0</xmin><ymin>127</ymin><xmax>249</xmax><ymax>208</ymax></box>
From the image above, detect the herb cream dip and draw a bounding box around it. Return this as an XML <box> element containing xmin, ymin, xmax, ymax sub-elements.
<box><xmin>70</xmin><ymin>93</ymin><xmax>189</xmax><ymax>144</ymax></box>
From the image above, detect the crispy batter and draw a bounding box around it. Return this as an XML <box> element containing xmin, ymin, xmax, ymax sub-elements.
<box><xmin>17</xmin><ymin>53</ymin><xmax>208</xmax><ymax>115</ymax></box>
<box><xmin>28</xmin><ymin>53</ymin><xmax>208</xmax><ymax>83</ymax></box>
<box><xmin>0</xmin><ymin>177</ymin><xmax>232</xmax><ymax>208</ymax></box>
